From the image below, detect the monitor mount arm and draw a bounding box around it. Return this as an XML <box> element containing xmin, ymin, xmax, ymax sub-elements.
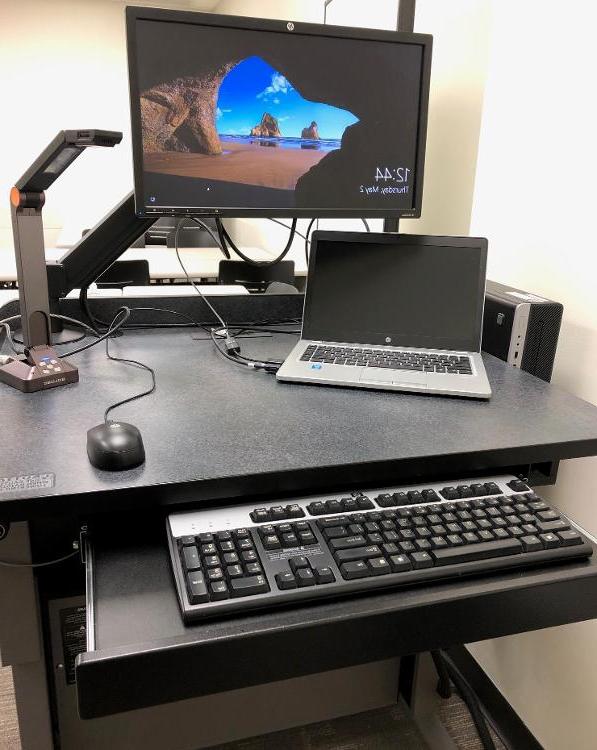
<box><xmin>0</xmin><ymin>129</ymin><xmax>135</xmax><ymax>393</ymax></box>
<box><xmin>46</xmin><ymin>191</ymin><xmax>157</xmax><ymax>304</ymax></box>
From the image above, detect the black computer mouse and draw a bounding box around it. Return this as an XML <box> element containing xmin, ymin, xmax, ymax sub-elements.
<box><xmin>86</xmin><ymin>421</ymin><xmax>145</xmax><ymax>471</ymax></box>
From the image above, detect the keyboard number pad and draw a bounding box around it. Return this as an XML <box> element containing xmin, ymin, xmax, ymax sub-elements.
<box><xmin>179</xmin><ymin>528</ymin><xmax>269</xmax><ymax>604</ymax></box>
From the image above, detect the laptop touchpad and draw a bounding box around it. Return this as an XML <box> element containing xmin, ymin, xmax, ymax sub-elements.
<box><xmin>359</xmin><ymin>369</ymin><xmax>427</xmax><ymax>387</ymax></box>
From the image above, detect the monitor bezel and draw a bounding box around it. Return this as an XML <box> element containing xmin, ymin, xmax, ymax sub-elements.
<box><xmin>303</xmin><ymin>231</ymin><xmax>488</xmax><ymax>352</ymax></box>
<box><xmin>126</xmin><ymin>6</ymin><xmax>433</xmax><ymax>219</ymax></box>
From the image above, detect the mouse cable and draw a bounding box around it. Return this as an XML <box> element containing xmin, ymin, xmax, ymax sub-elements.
<box><xmin>68</xmin><ymin>304</ymin><xmax>223</xmax><ymax>351</ymax></box>
<box><xmin>0</xmin><ymin>314</ymin><xmax>99</xmax><ymax>357</ymax></box>
<box><xmin>0</xmin><ymin>305</ymin><xmax>128</xmax><ymax>364</ymax></box>
<box><xmin>0</xmin><ymin>550</ymin><xmax>79</xmax><ymax>568</ymax></box>
<box><xmin>10</xmin><ymin>311</ymin><xmax>95</xmax><ymax>346</ymax></box>
<box><xmin>60</xmin><ymin>306</ymin><xmax>132</xmax><ymax>357</ymax></box>
<box><xmin>0</xmin><ymin>309</ymin><xmax>210</xmax><ymax>359</ymax></box>
<box><xmin>0</xmin><ymin>308</ymin><xmax>158</xmax><ymax>425</ymax></box>
<box><xmin>2</xmin><ymin>308</ymin><xmax>287</xmax><ymax>382</ymax></box>
<box><xmin>216</xmin><ymin>216</ymin><xmax>297</xmax><ymax>267</ymax></box>
<box><xmin>75</xmin><ymin>300</ymin><xmax>214</xmax><ymax>336</ymax></box>
<box><xmin>103</xmin><ymin>308</ymin><xmax>156</xmax><ymax>423</ymax></box>
<box><xmin>1</xmin><ymin>309</ymin><xmax>291</xmax><ymax>379</ymax></box>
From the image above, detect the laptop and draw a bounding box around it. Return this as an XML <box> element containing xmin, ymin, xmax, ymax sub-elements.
<box><xmin>276</xmin><ymin>232</ymin><xmax>492</xmax><ymax>399</ymax></box>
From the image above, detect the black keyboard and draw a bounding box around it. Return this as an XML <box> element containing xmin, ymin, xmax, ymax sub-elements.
<box><xmin>167</xmin><ymin>475</ymin><xmax>592</xmax><ymax>623</ymax></box>
<box><xmin>299</xmin><ymin>345</ymin><xmax>472</xmax><ymax>374</ymax></box>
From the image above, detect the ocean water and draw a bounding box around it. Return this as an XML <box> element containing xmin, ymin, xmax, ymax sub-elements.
<box><xmin>219</xmin><ymin>134</ymin><xmax>341</xmax><ymax>151</ymax></box>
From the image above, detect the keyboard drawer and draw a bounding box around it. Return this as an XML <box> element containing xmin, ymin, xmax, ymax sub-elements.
<box><xmin>76</xmin><ymin>519</ymin><xmax>597</xmax><ymax>719</ymax></box>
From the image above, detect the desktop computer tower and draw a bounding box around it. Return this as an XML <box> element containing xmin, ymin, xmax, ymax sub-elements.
<box><xmin>482</xmin><ymin>280</ymin><xmax>563</xmax><ymax>382</ymax></box>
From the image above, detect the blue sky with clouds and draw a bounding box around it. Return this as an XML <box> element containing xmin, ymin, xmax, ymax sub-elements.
<box><xmin>216</xmin><ymin>56</ymin><xmax>358</xmax><ymax>139</ymax></box>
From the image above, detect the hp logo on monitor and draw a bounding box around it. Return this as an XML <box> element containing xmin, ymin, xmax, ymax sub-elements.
<box><xmin>287</xmin><ymin>22</ymin><xmax>295</xmax><ymax>31</ymax></box>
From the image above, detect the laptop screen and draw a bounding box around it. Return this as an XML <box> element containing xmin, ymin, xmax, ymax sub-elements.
<box><xmin>302</xmin><ymin>233</ymin><xmax>487</xmax><ymax>352</ymax></box>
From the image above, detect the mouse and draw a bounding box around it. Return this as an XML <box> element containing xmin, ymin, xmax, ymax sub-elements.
<box><xmin>86</xmin><ymin>421</ymin><xmax>145</xmax><ymax>471</ymax></box>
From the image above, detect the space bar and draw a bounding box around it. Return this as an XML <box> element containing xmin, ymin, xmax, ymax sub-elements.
<box><xmin>431</xmin><ymin>538</ymin><xmax>523</xmax><ymax>566</ymax></box>
<box><xmin>368</xmin><ymin>362</ymin><xmax>416</xmax><ymax>370</ymax></box>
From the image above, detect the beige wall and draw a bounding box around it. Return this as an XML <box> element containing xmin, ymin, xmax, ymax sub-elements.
<box><xmin>468</xmin><ymin>2</ymin><xmax>597</xmax><ymax>748</ymax></box>
<box><xmin>405</xmin><ymin>0</ymin><xmax>491</xmax><ymax>235</ymax></box>
<box><xmin>0</xmin><ymin>0</ymin><xmax>129</xmax><ymax>246</ymax></box>
<box><xmin>215</xmin><ymin>0</ymin><xmax>323</xmax><ymax>21</ymax></box>
<box><xmin>0</xmin><ymin>0</ymin><xmax>219</xmax><ymax>248</ymax></box>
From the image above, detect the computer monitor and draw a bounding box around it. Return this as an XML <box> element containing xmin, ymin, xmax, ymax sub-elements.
<box><xmin>126</xmin><ymin>7</ymin><xmax>432</xmax><ymax>219</ymax></box>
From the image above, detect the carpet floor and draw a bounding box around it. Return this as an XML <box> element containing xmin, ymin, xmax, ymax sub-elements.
<box><xmin>0</xmin><ymin>665</ymin><xmax>504</xmax><ymax>750</ymax></box>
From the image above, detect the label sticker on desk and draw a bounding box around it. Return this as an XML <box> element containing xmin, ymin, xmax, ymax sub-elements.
<box><xmin>59</xmin><ymin>606</ymin><xmax>87</xmax><ymax>685</ymax></box>
<box><xmin>0</xmin><ymin>472</ymin><xmax>55</xmax><ymax>493</ymax></box>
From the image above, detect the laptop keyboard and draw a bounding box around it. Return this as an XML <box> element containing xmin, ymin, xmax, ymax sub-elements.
<box><xmin>300</xmin><ymin>345</ymin><xmax>473</xmax><ymax>375</ymax></box>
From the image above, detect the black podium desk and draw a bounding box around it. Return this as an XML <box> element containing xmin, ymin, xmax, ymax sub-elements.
<box><xmin>2</xmin><ymin>328</ymin><xmax>597</xmax><ymax>519</ymax></box>
<box><xmin>2</xmin><ymin>327</ymin><xmax>597</xmax><ymax>740</ymax></box>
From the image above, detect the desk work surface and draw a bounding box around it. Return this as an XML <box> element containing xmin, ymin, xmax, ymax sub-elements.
<box><xmin>2</xmin><ymin>328</ymin><xmax>597</xmax><ymax>517</ymax></box>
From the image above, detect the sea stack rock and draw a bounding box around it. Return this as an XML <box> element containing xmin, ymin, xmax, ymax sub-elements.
<box><xmin>250</xmin><ymin>113</ymin><xmax>281</xmax><ymax>137</ymax></box>
<box><xmin>301</xmin><ymin>121</ymin><xmax>320</xmax><ymax>139</ymax></box>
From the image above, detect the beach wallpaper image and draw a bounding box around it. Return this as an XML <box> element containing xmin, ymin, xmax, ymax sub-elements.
<box><xmin>140</xmin><ymin>56</ymin><xmax>359</xmax><ymax>196</ymax></box>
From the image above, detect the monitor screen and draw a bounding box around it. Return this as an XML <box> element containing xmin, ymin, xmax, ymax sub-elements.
<box><xmin>126</xmin><ymin>8</ymin><xmax>432</xmax><ymax>218</ymax></box>
<box><xmin>303</xmin><ymin>233</ymin><xmax>488</xmax><ymax>352</ymax></box>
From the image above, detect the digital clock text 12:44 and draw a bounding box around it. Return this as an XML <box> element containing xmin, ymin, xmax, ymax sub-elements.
<box><xmin>375</xmin><ymin>167</ymin><xmax>410</xmax><ymax>182</ymax></box>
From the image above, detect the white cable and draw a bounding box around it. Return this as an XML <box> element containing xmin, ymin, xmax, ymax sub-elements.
<box><xmin>173</xmin><ymin>218</ymin><xmax>229</xmax><ymax>332</ymax></box>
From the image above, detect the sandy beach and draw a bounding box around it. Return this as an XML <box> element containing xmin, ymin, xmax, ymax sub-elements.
<box><xmin>144</xmin><ymin>141</ymin><xmax>329</xmax><ymax>190</ymax></box>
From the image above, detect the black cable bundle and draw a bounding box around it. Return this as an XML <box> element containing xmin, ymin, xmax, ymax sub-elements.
<box><xmin>430</xmin><ymin>650</ymin><xmax>497</xmax><ymax>750</ymax></box>
<box><xmin>216</xmin><ymin>216</ymin><xmax>297</xmax><ymax>267</ymax></box>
